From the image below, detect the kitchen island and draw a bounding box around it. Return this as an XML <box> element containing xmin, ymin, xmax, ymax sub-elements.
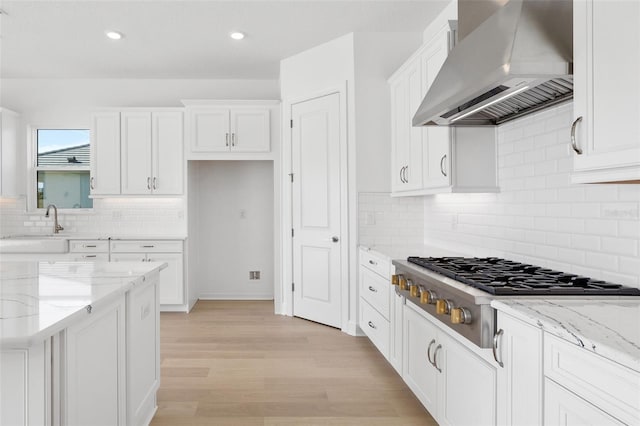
<box><xmin>0</xmin><ymin>260</ymin><xmax>166</xmax><ymax>426</ymax></box>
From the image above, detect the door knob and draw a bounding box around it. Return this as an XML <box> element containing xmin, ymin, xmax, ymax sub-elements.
<box><xmin>331</xmin><ymin>236</ymin><xmax>339</xmax><ymax>243</ymax></box>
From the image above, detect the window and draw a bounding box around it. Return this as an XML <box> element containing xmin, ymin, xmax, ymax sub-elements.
<box><xmin>35</xmin><ymin>129</ymin><xmax>93</xmax><ymax>209</ymax></box>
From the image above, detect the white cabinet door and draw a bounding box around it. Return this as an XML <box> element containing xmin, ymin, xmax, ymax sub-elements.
<box><xmin>91</xmin><ymin>112</ymin><xmax>121</xmax><ymax>195</ymax></box>
<box><xmin>496</xmin><ymin>312</ymin><xmax>543</xmax><ymax>426</ymax></box>
<box><xmin>230</xmin><ymin>109</ymin><xmax>270</xmax><ymax>152</ymax></box>
<box><xmin>127</xmin><ymin>274</ymin><xmax>160</xmax><ymax>425</ymax></box>
<box><xmin>152</xmin><ymin>111</ymin><xmax>183</xmax><ymax>195</ymax></box>
<box><xmin>438</xmin><ymin>332</ymin><xmax>496</xmax><ymax>426</ymax></box>
<box><xmin>64</xmin><ymin>296</ymin><xmax>126</xmax><ymax>426</ymax></box>
<box><xmin>189</xmin><ymin>108</ymin><xmax>230</xmax><ymax>152</ymax></box>
<box><xmin>146</xmin><ymin>252</ymin><xmax>184</xmax><ymax>305</ymax></box>
<box><xmin>406</xmin><ymin>60</ymin><xmax>424</xmax><ymax>190</ymax></box>
<box><xmin>120</xmin><ymin>111</ymin><xmax>153</xmax><ymax>194</ymax></box>
<box><xmin>544</xmin><ymin>379</ymin><xmax>625</xmax><ymax>426</ymax></box>
<box><xmin>390</xmin><ymin>77</ymin><xmax>409</xmax><ymax>192</ymax></box>
<box><xmin>420</xmin><ymin>28</ymin><xmax>451</xmax><ymax>189</ymax></box>
<box><xmin>572</xmin><ymin>0</ymin><xmax>640</xmax><ymax>183</ymax></box>
<box><xmin>403</xmin><ymin>304</ymin><xmax>439</xmax><ymax>416</ymax></box>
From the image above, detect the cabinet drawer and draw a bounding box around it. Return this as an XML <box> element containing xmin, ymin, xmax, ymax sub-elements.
<box><xmin>69</xmin><ymin>240</ymin><xmax>109</xmax><ymax>253</ymax></box>
<box><xmin>359</xmin><ymin>250</ymin><xmax>390</xmax><ymax>279</ymax></box>
<box><xmin>110</xmin><ymin>240</ymin><xmax>183</xmax><ymax>253</ymax></box>
<box><xmin>70</xmin><ymin>253</ymin><xmax>110</xmax><ymax>262</ymax></box>
<box><xmin>359</xmin><ymin>266</ymin><xmax>390</xmax><ymax>320</ymax></box>
<box><xmin>544</xmin><ymin>333</ymin><xmax>640</xmax><ymax>424</ymax></box>
<box><xmin>360</xmin><ymin>298</ymin><xmax>390</xmax><ymax>359</ymax></box>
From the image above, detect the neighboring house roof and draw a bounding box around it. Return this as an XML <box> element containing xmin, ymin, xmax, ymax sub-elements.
<box><xmin>38</xmin><ymin>144</ymin><xmax>90</xmax><ymax>166</ymax></box>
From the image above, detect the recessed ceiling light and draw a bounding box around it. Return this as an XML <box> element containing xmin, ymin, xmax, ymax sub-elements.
<box><xmin>230</xmin><ymin>32</ymin><xmax>245</xmax><ymax>40</ymax></box>
<box><xmin>105</xmin><ymin>30</ymin><xmax>124</xmax><ymax>40</ymax></box>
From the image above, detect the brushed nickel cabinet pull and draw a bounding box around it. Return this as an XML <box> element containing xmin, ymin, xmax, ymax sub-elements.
<box><xmin>225</xmin><ymin>133</ymin><xmax>229</xmax><ymax>147</ymax></box>
<box><xmin>440</xmin><ymin>154</ymin><xmax>447</xmax><ymax>176</ymax></box>
<box><xmin>90</xmin><ymin>176</ymin><xmax>95</xmax><ymax>190</ymax></box>
<box><xmin>147</xmin><ymin>177</ymin><xmax>151</xmax><ymax>190</ymax></box>
<box><xmin>153</xmin><ymin>177</ymin><xmax>157</xmax><ymax>190</ymax></box>
<box><xmin>571</xmin><ymin>116</ymin><xmax>583</xmax><ymax>154</ymax></box>
<box><xmin>493</xmin><ymin>329</ymin><xmax>504</xmax><ymax>368</ymax></box>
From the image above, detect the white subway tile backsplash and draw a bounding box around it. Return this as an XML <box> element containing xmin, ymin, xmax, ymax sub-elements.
<box><xmin>424</xmin><ymin>103</ymin><xmax>640</xmax><ymax>288</ymax></box>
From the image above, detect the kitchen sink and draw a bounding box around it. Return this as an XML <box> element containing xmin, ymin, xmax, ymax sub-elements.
<box><xmin>0</xmin><ymin>235</ymin><xmax>69</xmax><ymax>253</ymax></box>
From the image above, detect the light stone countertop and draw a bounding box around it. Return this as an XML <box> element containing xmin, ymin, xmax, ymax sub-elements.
<box><xmin>0</xmin><ymin>260</ymin><xmax>166</xmax><ymax>348</ymax></box>
<box><xmin>359</xmin><ymin>244</ymin><xmax>468</xmax><ymax>261</ymax></box>
<box><xmin>492</xmin><ymin>299</ymin><xmax>640</xmax><ymax>372</ymax></box>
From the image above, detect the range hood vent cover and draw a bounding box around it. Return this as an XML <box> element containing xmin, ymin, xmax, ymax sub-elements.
<box><xmin>413</xmin><ymin>0</ymin><xmax>573</xmax><ymax>127</ymax></box>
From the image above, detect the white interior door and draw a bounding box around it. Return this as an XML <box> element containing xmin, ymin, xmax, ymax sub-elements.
<box><xmin>291</xmin><ymin>92</ymin><xmax>342</xmax><ymax>328</ymax></box>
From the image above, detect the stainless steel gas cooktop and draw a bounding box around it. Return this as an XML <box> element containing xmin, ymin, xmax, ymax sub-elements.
<box><xmin>407</xmin><ymin>257</ymin><xmax>640</xmax><ymax>296</ymax></box>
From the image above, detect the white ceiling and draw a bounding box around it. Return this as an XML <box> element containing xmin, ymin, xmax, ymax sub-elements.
<box><xmin>0</xmin><ymin>0</ymin><xmax>449</xmax><ymax>80</ymax></box>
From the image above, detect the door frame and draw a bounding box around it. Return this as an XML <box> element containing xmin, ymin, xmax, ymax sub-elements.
<box><xmin>279</xmin><ymin>83</ymin><xmax>351</xmax><ymax>332</ymax></box>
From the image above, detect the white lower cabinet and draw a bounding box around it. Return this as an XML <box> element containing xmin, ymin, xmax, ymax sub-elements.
<box><xmin>495</xmin><ymin>311</ymin><xmax>543</xmax><ymax>426</ymax></box>
<box><xmin>0</xmin><ymin>342</ymin><xmax>49</xmax><ymax>426</ymax></box>
<box><xmin>63</xmin><ymin>295</ymin><xmax>126</xmax><ymax>426</ymax></box>
<box><xmin>544</xmin><ymin>379</ymin><xmax>625</xmax><ymax>426</ymax></box>
<box><xmin>389</xmin><ymin>288</ymin><xmax>404</xmax><ymax>374</ymax></box>
<box><xmin>111</xmin><ymin>240</ymin><xmax>184</xmax><ymax>306</ymax></box>
<box><xmin>403</xmin><ymin>302</ymin><xmax>497</xmax><ymax>425</ymax></box>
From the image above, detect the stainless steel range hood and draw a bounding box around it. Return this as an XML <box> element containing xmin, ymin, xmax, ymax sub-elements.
<box><xmin>413</xmin><ymin>0</ymin><xmax>573</xmax><ymax>127</ymax></box>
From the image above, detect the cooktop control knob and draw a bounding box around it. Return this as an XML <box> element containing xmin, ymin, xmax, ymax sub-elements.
<box><xmin>409</xmin><ymin>283</ymin><xmax>420</xmax><ymax>298</ymax></box>
<box><xmin>399</xmin><ymin>277</ymin><xmax>409</xmax><ymax>291</ymax></box>
<box><xmin>420</xmin><ymin>289</ymin><xmax>436</xmax><ymax>305</ymax></box>
<box><xmin>436</xmin><ymin>299</ymin><xmax>452</xmax><ymax>315</ymax></box>
<box><xmin>391</xmin><ymin>274</ymin><xmax>401</xmax><ymax>285</ymax></box>
<box><xmin>451</xmin><ymin>307</ymin><xmax>472</xmax><ymax>325</ymax></box>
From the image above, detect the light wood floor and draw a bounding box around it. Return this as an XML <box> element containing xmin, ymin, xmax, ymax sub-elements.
<box><xmin>151</xmin><ymin>300</ymin><xmax>438</xmax><ymax>426</ymax></box>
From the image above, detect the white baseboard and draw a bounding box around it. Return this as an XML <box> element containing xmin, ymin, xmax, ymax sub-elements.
<box><xmin>198</xmin><ymin>293</ymin><xmax>275</xmax><ymax>300</ymax></box>
<box><xmin>160</xmin><ymin>304</ymin><xmax>188</xmax><ymax>312</ymax></box>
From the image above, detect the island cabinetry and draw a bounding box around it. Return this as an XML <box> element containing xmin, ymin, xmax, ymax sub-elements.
<box><xmin>62</xmin><ymin>295</ymin><xmax>126</xmax><ymax>426</ymax></box>
<box><xmin>403</xmin><ymin>302</ymin><xmax>497</xmax><ymax>426</ymax></box>
<box><xmin>110</xmin><ymin>240</ymin><xmax>184</xmax><ymax>305</ymax></box>
<box><xmin>0</xmin><ymin>342</ymin><xmax>49</xmax><ymax>426</ymax></box>
<box><xmin>126</xmin><ymin>270</ymin><xmax>160</xmax><ymax>426</ymax></box>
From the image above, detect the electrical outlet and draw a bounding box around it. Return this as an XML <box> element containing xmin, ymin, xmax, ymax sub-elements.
<box><xmin>249</xmin><ymin>271</ymin><xmax>261</xmax><ymax>280</ymax></box>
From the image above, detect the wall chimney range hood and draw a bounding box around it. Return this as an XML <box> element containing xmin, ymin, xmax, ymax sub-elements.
<box><xmin>413</xmin><ymin>0</ymin><xmax>573</xmax><ymax>127</ymax></box>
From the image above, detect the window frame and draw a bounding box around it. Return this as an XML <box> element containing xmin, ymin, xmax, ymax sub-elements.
<box><xmin>28</xmin><ymin>125</ymin><xmax>94</xmax><ymax>212</ymax></box>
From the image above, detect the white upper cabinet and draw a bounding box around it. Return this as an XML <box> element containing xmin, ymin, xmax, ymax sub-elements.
<box><xmin>0</xmin><ymin>108</ymin><xmax>19</xmax><ymax>197</ymax></box>
<box><xmin>94</xmin><ymin>109</ymin><xmax>183</xmax><ymax>196</ymax></box>
<box><xmin>571</xmin><ymin>0</ymin><xmax>640</xmax><ymax>183</ymax></box>
<box><xmin>186</xmin><ymin>103</ymin><xmax>274</xmax><ymax>158</ymax></box>
<box><xmin>389</xmin><ymin>21</ymin><xmax>498</xmax><ymax>197</ymax></box>
<box><xmin>91</xmin><ymin>112</ymin><xmax>122</xmax><ymax>195</ymax></box>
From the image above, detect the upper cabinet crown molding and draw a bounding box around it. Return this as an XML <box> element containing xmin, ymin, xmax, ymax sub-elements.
<box><xmin>571</xmin><ymin>0</ymin><xmax>640</xmax><ymax>184</ymax></box>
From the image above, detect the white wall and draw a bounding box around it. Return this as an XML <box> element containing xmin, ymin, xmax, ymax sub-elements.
<box><xmin>190</xmin><ymin>160</ymin><xmax>274</xmax><ymax>299</ymax></box>
<box><xmin>424</xmin><ymin>103</ymin><xmax>640</xmax><ymax>289</ymax></box>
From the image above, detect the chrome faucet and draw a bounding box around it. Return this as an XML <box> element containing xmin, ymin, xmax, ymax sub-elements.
<box><xmin>45</xmin><ymin>204</ymin><xmax>64</xmax><ymax>234</ymax></box>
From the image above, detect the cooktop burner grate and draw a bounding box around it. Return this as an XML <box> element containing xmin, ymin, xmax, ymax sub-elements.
<box><xmin>407</xmin><ymin>257</ymin><xmax>640</xmax><ymax>296</ymax></box>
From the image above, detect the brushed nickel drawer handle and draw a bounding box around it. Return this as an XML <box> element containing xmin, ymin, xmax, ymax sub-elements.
<box><xmin>83</xmin><ymin>244</ymin><xmax>97</xmax><ymax>248</ymax></box>
<box><xmin>571</xmin><ymin>116</ymin><xmax>583</xmax><ymax>154</ymax></box>
<box><xmin>83</xmin><ymin>255</ymin><xmax>97</xmax><ymax>258</ymax></box>
<box><xmin>142</xmin><ymin>245</ymin><xmax>155</xmax><ymax>248</ymax></box>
